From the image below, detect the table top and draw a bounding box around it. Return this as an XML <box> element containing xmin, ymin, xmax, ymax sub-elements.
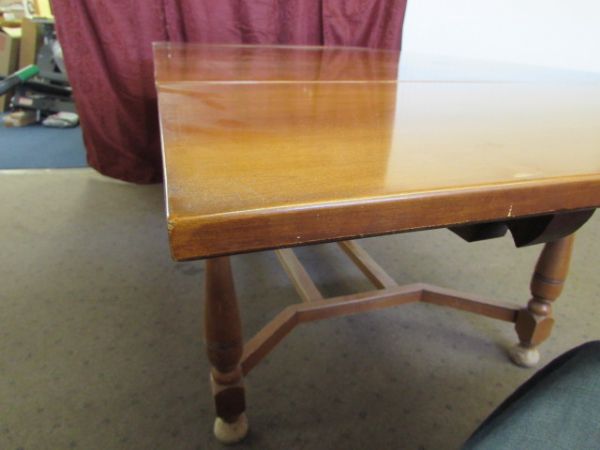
<box><xmin>154</xmin><ymin>44</ymin><xmax>600</xmax><ymax>260</ymax></box>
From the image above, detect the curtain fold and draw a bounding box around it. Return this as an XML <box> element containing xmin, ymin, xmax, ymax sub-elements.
<box><xmin>51</xmin><ymin>0</ymin><xmax>408</xmax><ymax>183</ymax></box>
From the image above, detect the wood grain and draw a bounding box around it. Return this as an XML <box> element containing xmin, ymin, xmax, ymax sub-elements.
<box><xmin>155</xmin><ymin>44</ymin><xmax>600</xmax><ymax>260</ymax></box>
<box><xmin>515</xmin><ymin>235</ymin><xmax>575</xmax><ymax>348</ymax></box>
<box><xmin>204</xmin><ymin>257</ymin><xmax>246</xmax><ymax>422</ymax></box>
<box><xmin>275</xmin><ymin>248</ymin><xmax>323</xmax><ymax>302</ymax></box>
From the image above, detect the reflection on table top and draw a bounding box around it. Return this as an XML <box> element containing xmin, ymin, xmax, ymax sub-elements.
<box><xmin>154</xmin><ymin>44</ymin><xmax>600</xmax><ymax>260</ymax></box>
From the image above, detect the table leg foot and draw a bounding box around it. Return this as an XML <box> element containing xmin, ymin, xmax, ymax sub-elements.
<box><xmin>214</xmin><ymin>413</ymin><xmax>249</xmax><ymax>445</ymax></box>
<box><xmin>511</xmin><ymin>235</ymin><xmax>574</xmax><ymax>367</ymax></box>
<box><xmin>508</xmin><ymin>343</ymin><xmax>540</xmax><ymax>368</ymax></box>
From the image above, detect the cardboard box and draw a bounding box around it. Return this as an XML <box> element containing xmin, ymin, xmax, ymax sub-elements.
<box><xmin>0</xmin><ymin>26</ymin><xmax>20</xmax><ymax>72</ymax></box>
<box><xmin>19</xmin><ymin>17</ymin><xmax>53</xmax><ymax>69</ymax></box>
<box><xmin>33</xmin><ymin>0</ymin><xmax>53</xmax><ymax>18</ymax></box>
<box><xmin>0</xmin><ymin>26</ymin><xmax>21</xmax><ymax>111</ymax></box>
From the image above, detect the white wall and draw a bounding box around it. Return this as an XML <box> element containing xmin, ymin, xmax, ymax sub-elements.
<box><xmin>402</xmin><ymin>0</ymin><xmax>600</xmax><ymax>73</ymax></box>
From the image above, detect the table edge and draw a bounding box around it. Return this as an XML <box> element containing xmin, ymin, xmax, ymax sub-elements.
<box><xmin>166</xmin><ymin>176</ymin><xmax>600</xmax><ymax>260</ymax></box>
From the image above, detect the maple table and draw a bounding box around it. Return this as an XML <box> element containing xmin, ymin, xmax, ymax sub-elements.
<box><xmin>154</xmin><ymin>44</ymin><xmax>600</xmax><ymax>443</ymax></box>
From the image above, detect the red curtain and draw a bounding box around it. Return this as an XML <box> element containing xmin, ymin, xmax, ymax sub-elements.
<box><xmin>51</xmin><ymin>0</ymin><xmax>408</xmax><ymax>183</ymax></box>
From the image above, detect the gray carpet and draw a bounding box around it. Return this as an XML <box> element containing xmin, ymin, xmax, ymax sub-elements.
<box><xmin>0</xmin><ymin>124</ymin><xmax>86</xmax><ymax>169</ymax></box>
<box><xmin>1</xmin><ymin>169</ymin><xmax>598</xmax><ymax>450</ymax></box>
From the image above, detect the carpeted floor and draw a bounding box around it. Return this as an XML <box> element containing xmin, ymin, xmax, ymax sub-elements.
<box><xmin>1</xmin><ymin>169</ymin><xmax>598</xmax><ymax>450</ymax></box>
<box><xmin>0</xmin><ymin>123</ymin><xmax>86</xmax><ymax>169</ymax></box>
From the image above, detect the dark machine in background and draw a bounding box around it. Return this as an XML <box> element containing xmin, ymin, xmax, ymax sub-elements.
<box><xmin>0</xmin><ymin>19</ymin><xmax>76</xmax><ymax>125</ymax></box>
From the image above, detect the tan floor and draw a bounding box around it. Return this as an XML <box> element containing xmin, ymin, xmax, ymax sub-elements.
<box><xmin>1</xmin><ymin>168</ymin><xmax>599</xmax><ymax>450</ymax></box>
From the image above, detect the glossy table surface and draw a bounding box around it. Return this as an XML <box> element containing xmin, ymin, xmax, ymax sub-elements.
<box><xmin>154</xmin><ymin>44</ymin><xmax>600</xmax><ymax>260</ymax></box>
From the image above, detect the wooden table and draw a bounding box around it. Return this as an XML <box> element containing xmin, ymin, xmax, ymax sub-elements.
<box><xmin>154</xmin><ymin>44</ymin><xmax>600</xmax><ymax>443</ymax></box>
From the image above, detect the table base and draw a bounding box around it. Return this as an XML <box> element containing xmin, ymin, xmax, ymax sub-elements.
<box><xmin>204</xmin><ymin>234</ymin><xmax>574</xmax><ymax>443</ymax></box>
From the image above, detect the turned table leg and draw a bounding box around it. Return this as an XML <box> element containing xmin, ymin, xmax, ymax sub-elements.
<box><xmin>509</xmin><ymin>234</ymin><xmax>575</xmax><ymax>367</ymax></box>
<box><xmin>205</xmin><ymin>257</ymin><xmax>248</xmax><ymax>444</ymax></box>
